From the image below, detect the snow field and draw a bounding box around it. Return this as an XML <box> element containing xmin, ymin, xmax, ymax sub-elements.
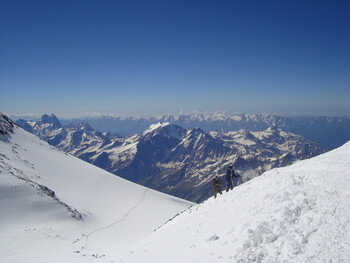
<box><xmin>117</xmin><ymin>142</ymin><xmax>350</xmax><ymax>263</ymax></box>
<box><xmin>0</xmin><ymin>126</ymin><xmax>193</xmax><ymax>262</ymax></box>
<box><xmin>1</xmin><ymin>115</ymin><xmax>349</xmax><ymax>263</ymax></box>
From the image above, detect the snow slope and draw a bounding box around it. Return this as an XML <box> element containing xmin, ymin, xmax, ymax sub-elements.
<box><xmin>3</xmin><ymin>112</ymin><xmax>349</xmax><ymax>263</ymax></box>
<box><xmin>0</xmin><ymin>115</ymin><xmax>193</xmax><ymax>262</ymax></box>
<box><xmin>118</xmin><ymin>142</ymin><xmax>350</xmax><ymax>263</ymax></box>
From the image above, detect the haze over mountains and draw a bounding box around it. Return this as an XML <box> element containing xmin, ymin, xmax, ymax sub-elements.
<box><xmin>16</xmin><ymin>113</ymin><xmax>329</xmax><ymax>202</ymax></box>
<box><xmin>13</xmin><ymin>112</ymin><xmax>350</xmax><ymax>148</ymax></box>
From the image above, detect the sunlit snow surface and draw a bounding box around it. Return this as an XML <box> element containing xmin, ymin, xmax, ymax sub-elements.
<box><xmin>1</xmin><ymin>119</ymin><xmax>349</xmax><ymax>263</ymax></box>
<box><xmin>118</xmin><ymin>142</ymin><xmax>350</xmax><ymax>263</ymax></box>
<box><xmin>0</xmin><ymin>125</ymin><xmax>192</xmax><ymax>262</ymax></box>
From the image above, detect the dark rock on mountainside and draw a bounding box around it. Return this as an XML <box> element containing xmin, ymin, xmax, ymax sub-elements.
<box><xmin>0</xmin><ymin>113</ymin><xmax>16</xmax><ymax>137</ymax></box>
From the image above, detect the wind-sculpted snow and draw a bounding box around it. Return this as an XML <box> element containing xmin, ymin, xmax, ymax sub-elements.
<box><xmin>117</xmin><ymin>142</ymin><xmax>350</xmax><ymax>263</ymax></box>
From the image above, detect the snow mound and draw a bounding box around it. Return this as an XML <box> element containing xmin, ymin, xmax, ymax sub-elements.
<box><xmin>119</xmin><ymin>142</ymin><xmax>350</xmax><ymax>263</ymax></box>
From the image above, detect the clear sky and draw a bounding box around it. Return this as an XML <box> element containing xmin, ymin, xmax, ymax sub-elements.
<box><xmin>1</xmin><ymin>0</ymin><xmax>349</xmax><ymax>117</ymax></box>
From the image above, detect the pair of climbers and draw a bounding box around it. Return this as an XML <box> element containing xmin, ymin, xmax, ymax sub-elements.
<box><xmin>212</xmin><ymin>165</ymin><xmax>241</xmax><ymax>198</ymax></box>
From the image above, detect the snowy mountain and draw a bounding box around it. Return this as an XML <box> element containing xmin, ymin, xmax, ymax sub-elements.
<box><xmin>2</xmin><ymin>112</ymin><xmax>349</xmax><ymax>262</ymax></box>
<box><xmin>17</xmin><ymin>115</ymin><xmax>327</xmax><ymax>202</ymax></box>
<box><xmin>0</xmin><ymin>113</ymin><xmax>192</xmax><ymax>262</ymax></box>
<box><xmin>114</xmin><ymin>123</ymin><xmax>234</xmax><ymax>202</ymax></box>
<box><xmin>117</xmin><ymin>141</ymin><xmax>350</xmax><ymax>263</ymax></box>
<box><xmin>210</xmin><ymin>126</ymin><xmax>327</xmax><ymax>176</ymax></box>
<box><xmin>17</xmin><ymin>114</ymin><xmax>117</xmax><ymax>159</ymax></box>
<box><xmin>68</xmin><ymin>113</ymin><xmax>350</xmax><ymax>148</ymax></box>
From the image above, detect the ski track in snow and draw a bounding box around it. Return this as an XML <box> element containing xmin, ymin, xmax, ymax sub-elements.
<box><xmin>74</xmin><ymin>188</ymin><xmax>149</xmax><ymax>254</ymax></box>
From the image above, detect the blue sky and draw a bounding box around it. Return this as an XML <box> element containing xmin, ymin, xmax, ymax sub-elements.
<box><xmin>1</xmin><ymin>0</ymin><xmax>349</xmax><ymax>117</ymax></box>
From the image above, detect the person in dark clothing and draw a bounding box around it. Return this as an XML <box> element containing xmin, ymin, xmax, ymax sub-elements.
<box><xmin>226</xmin><ymin>165</ymin><xmax>242</xmax><ymax>190</ymax></box>
<box><xmin>212</xmin><ymin>176</ymin><xmax>222</xmax><ymax>198</ymax></box>
<box><xmin>226</xmin><ymin>166</ymin><xmax>234</xmax><ymax>192</ymax></box>
<box><xmin>232</xmin><ymin>167</ymin><xmax>242</xmax><ymax>187</ymax></box>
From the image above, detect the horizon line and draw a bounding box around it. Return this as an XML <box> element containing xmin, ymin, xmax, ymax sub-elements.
<box><xmin>4</xmin><ymin>111</ymin><xmax>350</xmax><ymax>120</ymax></box>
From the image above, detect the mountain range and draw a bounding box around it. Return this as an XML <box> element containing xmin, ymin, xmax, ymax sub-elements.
<box><xmin>51</xmin><ymin>112</ymin><xmax>350</xmax><ymax>148</ymax></box>
<box><xmin>16</xmin><ymin>114</ymin><xmax>328</xmax><ymax>202</ymax></box>
<box><xmin>1</xmin><ymin>112</ymin><xmax>349</xmax><ymax>262</ymax></box>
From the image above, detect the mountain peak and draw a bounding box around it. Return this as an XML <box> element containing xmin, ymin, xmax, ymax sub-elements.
<box><xmin>142</xmin><ymin>122</ymin><xmax>187</xmax><ymax>141</ymax></box>
<box><xmin>37</xmin><ymin>114</ymin><xmax>62</xmax><ymax>128</ymax></box>
<box><xmin>145</xmin><ymin>122</ymin><xmax>171</xmax><ymax>133</ymax></box>
<box><xmin>188</xmin><ymin>127</ymin><xmax>209</xmax><ymax>139</ymax></box>
<box><xmin>266</xmin><ymin>124</ymin><xmax>280</xmax><ymax>132</ymax></box>
<box><xmin>74</xmin><ymin>122</ymin><xmax>94</xmax><ymax>132</ymax></box>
